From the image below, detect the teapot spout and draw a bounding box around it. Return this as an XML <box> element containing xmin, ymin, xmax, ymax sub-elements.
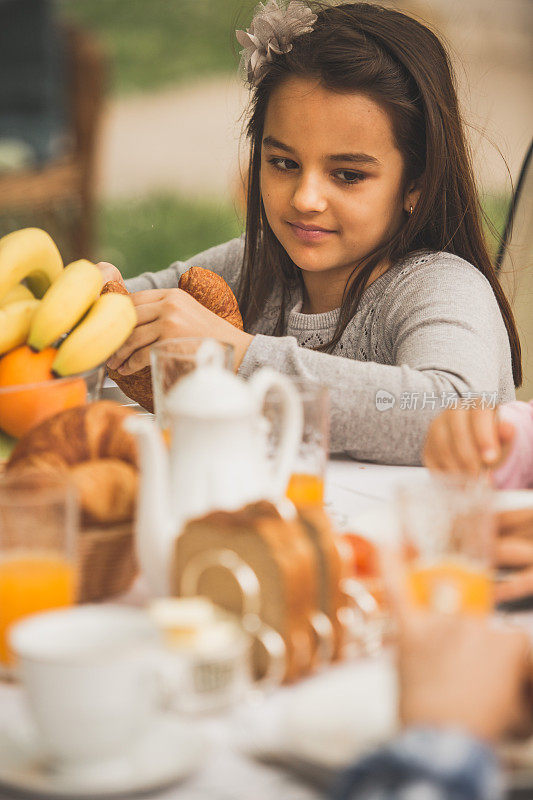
<box><xmin>124</xmin><ymin>415</ymin><xmax>173</xmax><ymax>596</ymax></box>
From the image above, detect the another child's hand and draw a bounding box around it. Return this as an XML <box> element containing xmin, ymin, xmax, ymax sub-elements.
<box><xmin>95</xmin><ymin>261</ymin><xmax>126</xmax><ymax>289</ymax></box>
<box><xmin>382</xmin><ymin>547</ymin><xmax>531</xmax><ymax>741</ymax></box>
<box><xmin>397</xmin><ymin>608</ymin><xmax>530</xmax><ymax>741</ymax></box>
<box><xmin>423</xmin><ymin>406</ymin><xmax>515</xmax><ymax>475</ymax></box>
<box><xmin>106</xmin><ymin>288</ymin><xmax>253</xmax><ymax>374</ymax></box>
<box><xmin>495</xmin><ymin>508</ymin><xmax>533</xmax><ymax>603</ymax></box>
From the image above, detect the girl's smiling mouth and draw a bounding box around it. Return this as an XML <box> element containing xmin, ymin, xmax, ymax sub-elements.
<box><xmin>286</xmin><ymin>221</ymin><xmax>337</xmax><ymax>242</ymax></box>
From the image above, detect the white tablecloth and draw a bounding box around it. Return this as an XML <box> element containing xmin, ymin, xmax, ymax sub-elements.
<box><xmin>0</xmin><ymin>458</ymin><xmax>425</xmax><ymax>800</ymax></box>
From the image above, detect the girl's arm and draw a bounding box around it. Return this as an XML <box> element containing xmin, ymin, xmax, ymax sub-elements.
<box><xmin>239</xmin><ymin>257</ymin><xmax>513</xmax><ymax>465</ymax></box>
<box><xmin>124</xmin><ymin>237</ymin><xmax>245</xmax><ymax>295</ymax></box>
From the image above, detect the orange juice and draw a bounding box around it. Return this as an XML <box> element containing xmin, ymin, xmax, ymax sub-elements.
<box><xmin>0</xmin><ymin>552</ymin><xmax>77</xmax><ymax>664</ymax></box>
<box><xmin>408</xmin><ymin>558</ymin><xmax>492</xmax><ymax>615</ymax></box>
<box><xmin>286</xmin><ymin>473</ymin><xmax>324</xmax><ymax>507</ymax></box>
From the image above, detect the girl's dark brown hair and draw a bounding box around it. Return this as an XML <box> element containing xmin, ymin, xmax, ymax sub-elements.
<box><xmin>238</xmin><ymin>1</ymin><xmax>521</xmax><ymax>386</ymax></box>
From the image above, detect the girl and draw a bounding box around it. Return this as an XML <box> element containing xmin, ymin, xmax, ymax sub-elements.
<box><xmin>103</xmin><ymin>1</ymin><xmax>521</xmax><ymax>466</ymax></box>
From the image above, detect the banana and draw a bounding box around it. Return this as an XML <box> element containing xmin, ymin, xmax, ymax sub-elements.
<box><xmin>0</xmin><ymin>284</ymin><xmax>35</xmax><ymax>308</ymax></box>
<box><xmin>0</xmin><ymin>298</ymin><xmax>40</xmax><ymax>355</ymax></box>
<box><xmin>28</xmin><ymin>259</ymin><xmax>103</xmax><ymax>351</ymax></box>
<box><xmin>0</xmin><ymin>228</ymin><xmax>63</xmax><ymax>302</ymax></box>
<box><xmin>53</xmin><ymin>292</ymin><xmax>137</xmax><ymax>376</ymax></box>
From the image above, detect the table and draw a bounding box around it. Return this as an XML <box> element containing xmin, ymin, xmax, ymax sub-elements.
<box><xmin>0</xmin><ymin>458</ymin><xmax>428</xmax><ymax>800</ymax></box>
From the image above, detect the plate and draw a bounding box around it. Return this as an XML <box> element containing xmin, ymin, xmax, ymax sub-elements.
<box><xmin>236</xmin><ymin>654</ymin><xmax>398</xmax><ymax>772</ymax></box>
<box><xmin>0</xmin><ymin>713</ymin><xmax>204</xmax><ymax>799</ymax></box>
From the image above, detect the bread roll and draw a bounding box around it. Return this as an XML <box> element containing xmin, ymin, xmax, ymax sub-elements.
<box><xmin>104</xmin><ymin>267</ymin><xmax>244</xmax><ymax>411</ymax></box>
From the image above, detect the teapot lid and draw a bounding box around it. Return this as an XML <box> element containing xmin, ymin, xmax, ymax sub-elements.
<box><xmin>165</xmin><ymin>340</ymin><xmax>254</xmax><ymax>418</ymax></box>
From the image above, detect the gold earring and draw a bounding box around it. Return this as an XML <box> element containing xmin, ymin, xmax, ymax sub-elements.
<box><xmin>409</xmin><ymin>205</ymin><xmax>413</xmax><ymax>215</ymax></box>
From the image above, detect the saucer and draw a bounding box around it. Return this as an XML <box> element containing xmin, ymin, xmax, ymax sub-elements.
<box><xmin>0</xmin><ymin>713</ymin><xmax>204</xmax><ymax>799</ymax></box>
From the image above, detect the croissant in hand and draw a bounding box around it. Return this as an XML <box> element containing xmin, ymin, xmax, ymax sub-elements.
<box><xmin>104</xmin><ymin>268</ymin><xmax>244</xmax><ymax>412</ymax></box>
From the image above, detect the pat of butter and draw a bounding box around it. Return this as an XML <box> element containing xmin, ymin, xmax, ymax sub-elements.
<box><xmin>149</xmin><ymin>598</ymin><xmax>217</xmax><ymax>647</ymax></box>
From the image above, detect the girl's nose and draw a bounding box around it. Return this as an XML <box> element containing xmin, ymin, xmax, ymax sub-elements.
<box><xmin>290</xmin><ymin>174</ymin><xmax>328</xmax><ymax>214</ymax></box>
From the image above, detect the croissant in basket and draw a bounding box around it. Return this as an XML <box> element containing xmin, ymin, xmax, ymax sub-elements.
<box><xmin>104</xmin><ymin>268</ymin><xmax>244</xmax><ymax>412</ymax></box>
<box><xmin>7</xmin><ymin>400</ymin><xmax>138</xmax><ymax>525</ymax></box>
<box><xmin>6</xmin><ymin>401</ymin><xmax>140</xmax><ymax>602</ymax></box>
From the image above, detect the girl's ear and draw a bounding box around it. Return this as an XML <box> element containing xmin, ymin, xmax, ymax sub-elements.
<box><xmin>403</xmin><ymin>180</ymin><xmax>422</xmax><ymax>214</ymax></box>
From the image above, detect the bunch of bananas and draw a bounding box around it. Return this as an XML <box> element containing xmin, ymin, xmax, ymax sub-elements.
<box><xmin>0</xmin><ymin>228</ymin><xmax>136</xmax><ymax>374</ymax></box>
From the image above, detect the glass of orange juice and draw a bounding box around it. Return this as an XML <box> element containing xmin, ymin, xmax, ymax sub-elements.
<box><xmin>263</xmin><ymin>379</ymin><xmax>329</xmax><ymax>507</ymax></box>
<box><xmin>0</xmin><ymin>473</ymin><xmax>79</xmax><ymax>671</ymax></box>
<box><xmin>396</xmin><ymin>476</ymin><xmax>495</xmax><ymax>615</ymax></box>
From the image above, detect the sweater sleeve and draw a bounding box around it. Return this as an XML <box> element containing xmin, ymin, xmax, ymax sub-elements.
<box><xmin>124</xmin><ymin>237</ymin><xmax>245</xmax><ymax>295</ymax></box>
<box><xmin>239</xmin><ymin>257</ymin><xmax>513</xmax><ymax>465</ymax></box>
<box><xmin>492</xmin><ymin>401</ymin><xmax>533</xmax><ymax>489</ymax></box>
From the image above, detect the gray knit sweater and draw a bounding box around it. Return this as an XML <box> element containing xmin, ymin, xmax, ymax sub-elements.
<box><xmin>126</xmin><ymin>238</ymin><xmax>515</xmax><ymax>466</ymax></box>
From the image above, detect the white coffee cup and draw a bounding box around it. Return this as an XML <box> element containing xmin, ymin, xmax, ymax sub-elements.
<box><xmin>9</xmin><ymin>605</ymin><xmax>176</xmax><ymax>770</ymax></box>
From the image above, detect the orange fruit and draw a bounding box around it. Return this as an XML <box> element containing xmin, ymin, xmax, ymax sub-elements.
<box><xmin>0</xmin><ymin>346</ymin><xmax>87</xmax><ymax>438</ymax></box>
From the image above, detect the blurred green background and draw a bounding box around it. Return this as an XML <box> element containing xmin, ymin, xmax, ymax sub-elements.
<box><xmin>59</xmin><ymin>0</ymin><xmax>256</xmax><ymax>96</ymax></box>
<box><xmin>4</xmin><ymin>1</ymin><xmax>515</xmax><ymax>279</ymax></box>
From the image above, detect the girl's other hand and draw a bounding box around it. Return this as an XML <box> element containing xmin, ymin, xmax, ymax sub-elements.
<box><xmin>106</xmin><ymin>288</ymin><xmax>253</xmax><ymax>374</ymax></box>
<box><xmin>495</xmin><ymin>508</ymin><xmax>533</xmax><ymax>603</ymax></box>
<box><xmin>423</xmin><ymin>406</ymin><xmax>515</xmax><ymax>476</ymax></box>
<box><xmin>95</xmin><ymin>261</ymin><xmax>126</xmax><ymax>289</ymax></box>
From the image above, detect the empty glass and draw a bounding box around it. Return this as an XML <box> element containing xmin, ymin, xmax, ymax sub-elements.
<box><xmin>150</xmin><ymin>338</ymin><xmax>234</xmax><ymax>431</ymax></box>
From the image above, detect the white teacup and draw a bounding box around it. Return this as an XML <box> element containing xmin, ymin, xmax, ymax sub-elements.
<box><xmin>9</xmin><ymin>605</ymin><xmax>175</xmax><ymax>770</ymax></box>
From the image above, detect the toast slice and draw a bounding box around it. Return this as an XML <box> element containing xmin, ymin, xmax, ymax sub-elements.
<box><xmin>296</xmin><ymin>506</ymin><xmax>345</xmax><ymax>658</ymax></box>
<box><xmin>171</xmin><ymin>501</ymin><xmax>317</xmax><ymax>681</ymax></box>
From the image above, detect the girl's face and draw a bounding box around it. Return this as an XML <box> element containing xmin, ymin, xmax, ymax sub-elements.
<box><xmin>260</xmin><ymin>77</ymin><xmax>413</xmax><ymax>281</ymax></box>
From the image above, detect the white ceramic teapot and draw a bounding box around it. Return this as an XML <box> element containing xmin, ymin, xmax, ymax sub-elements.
<box><xmin>126</xmin><ymin>341</ymin><xmax>303</xmax><ymax>595</ymax></box>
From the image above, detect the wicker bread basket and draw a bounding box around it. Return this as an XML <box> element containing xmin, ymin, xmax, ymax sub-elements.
<box><xmin>77</xmin><ymin>521</ymin><xmax>137</xmax><ymax>603</ymax></box>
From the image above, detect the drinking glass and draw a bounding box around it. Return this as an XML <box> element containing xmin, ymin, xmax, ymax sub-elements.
<box><xmin>150</xmin><ymin>338</ymin><xmax>234</xmax><ymax>432</ymax></box>
<box><xmin>262</xmin><ymin>379</ymin><xmax>329</xmax><ymax>507</ymax></box>
<box><xmin>0</xmin><ymin>473</ymin><xmax>79</xmax><ymax>668</ymax></box>
<box><xmin>396</xmin><ymin>475</ymin><xmax>495</xmax><ymax>615</ymax></box>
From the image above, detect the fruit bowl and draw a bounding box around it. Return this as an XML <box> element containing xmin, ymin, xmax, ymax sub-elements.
<box><xmin>0</xmin><ymin>365</ymin><xmax>104</xmax><ymax>460</ymax></box>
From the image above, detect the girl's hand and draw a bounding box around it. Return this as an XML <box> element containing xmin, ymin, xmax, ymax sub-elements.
<box><xmin>95</xmin><ymin>261</ymin><xmax>126</xmax><ymax>289</ymax></box>
<box><xmin>423</xmin><ymin>406</ymin><xmax>515</xmax><ymax>476</ymax></box>
<box><xmin>106</xmin><ymin>288</ymin><xmax>254</xmax><ymax>374</ymax></box>
<box><xmin>495</xmin><ymin>508</ymin><xmax>533</xmax><ymax>603</ymax></box>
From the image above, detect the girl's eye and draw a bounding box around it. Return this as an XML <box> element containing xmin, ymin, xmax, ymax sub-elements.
<box><xmin>334</xmin><ymin>170</ymin><xmax>365</xmax><ymax>184</ymax></box>
<box><xmin>268</xmin><ymin>157</ymin><xmax>299</xmax><ymax>172</ymax></box>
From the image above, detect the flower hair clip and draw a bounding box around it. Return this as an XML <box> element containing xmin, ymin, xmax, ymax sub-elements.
<box><xmin>236</xmin><ymin>0</ymin><xmax>317</xmax><ymax>86</ymax></box>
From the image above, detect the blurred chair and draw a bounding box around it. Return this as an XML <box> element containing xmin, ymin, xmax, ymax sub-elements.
<box><xmin>0</xmin><ymin>10</ymin><xmax>106</xmax><ymax>263</ymax></box>
<box><xmin>497</xmin><ymin>140</ymin><xmax>533</xmax><ymax>400</ymax></box>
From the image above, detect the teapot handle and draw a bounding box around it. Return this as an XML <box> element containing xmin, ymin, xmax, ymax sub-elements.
<box><xmin>249</xmin><ymin>368</ymin><xmax>303</xmax><ymax>501</ymax></box>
